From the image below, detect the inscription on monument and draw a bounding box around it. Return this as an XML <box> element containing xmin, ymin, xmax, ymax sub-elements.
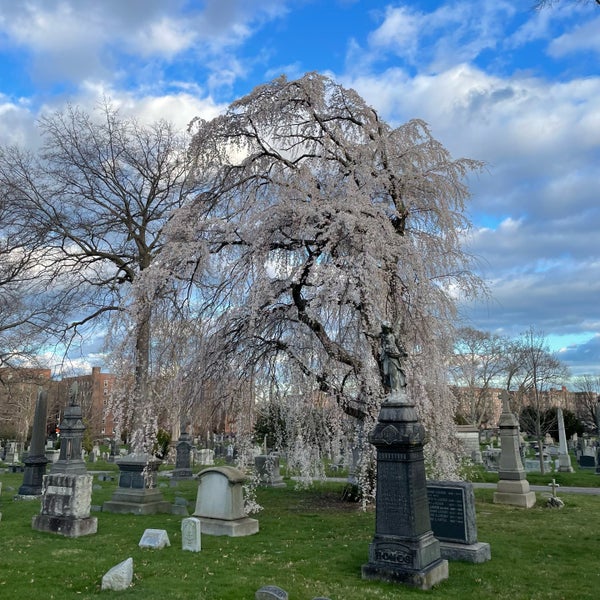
<box><xmin>427</xmin><ymin>484</ymin><xmax>469</xmax><ymax>542</ymax></box>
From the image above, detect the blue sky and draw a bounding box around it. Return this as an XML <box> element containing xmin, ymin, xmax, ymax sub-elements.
<box><xmin>0</xmin><ymin>0</ymin><xmax>599</xmax><ymax>377</ymax></box>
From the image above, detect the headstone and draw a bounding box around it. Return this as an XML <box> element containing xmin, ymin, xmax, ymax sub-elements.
<box><xmin>254</xmin><ymin>454</ymin><xmax>285</xmax><ymax>487</ymax></box>
<box><xmin>172</xmin><ymin>429</ymin><xmax>193</xmax><ymax>479</ymax></box>
<box><xmin>455</xmin><ymin>425</ymin><xmax>480</xmax><ymax>457</ymax></box>
<box><xmin>556</xmin><ymin>408</ymin><xmax>574</xmax><ymax>472</ymax></box>
<box><xmin>493</xmin><ymin>391</ymin><xmax>536</xmax><ymax>508</ymax></box>
<box><xmin>50</xmin><ymin>383</ymin><xmax>87</xmax><ymax>476</ymax></box>
<box><xmin>18</xmin><ymin>389</ymin><xmax>49</xmax><ymax>496</ymax></box>
<box><xmin>196</xmin><ymin>448</ymin><xmax>215</xmax><ymax>466</ymax></box>
<box><xmin>427</xmin><ymin>481</ymin><xmax>491</xmax><ymax>563</ymax></box>
<box><xmin>193</xmin><ymin>466</ymin><xmax>259</xmax><ymax>536</ymax></box>
<box><xmin>32</xmin><ymin>473</ymin><xmax>98</xmax><ymax>537</ymax></box>
<box><xmin>579</xmin><ymin>454</ymin><xmax>596</xmax><ymax>468</ymax></box>
<box><xmin>138</xmin><ymin>528</ymin><xmax>170</xmax><ymax>549</ymax></box>
<box><xmin>181</xmin><ymin>517</ymin><xmax>201</xmax><ymax>552</ymax></box>
<box><xmin>101</xmin><ymin>557</ymin><xmax>133</xmax><ymax>591</ymax></box>
<box><xmin>361</xmin><ymin>324</ymin><xmax>448</xmax><ymax>590</ymax></box>
<box><xmin>255</xmin><ymin>585</ymin><xmax>288</xmax><ymax>600</ymax></box>
<box><xmin>103</xmin><ymin>454</ymin><xmax>171</xmax><ymax>515</ymax></box>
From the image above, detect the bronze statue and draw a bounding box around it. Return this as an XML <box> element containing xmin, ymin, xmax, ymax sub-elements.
<box><xmin>379</xmin><ymin>322</ymin><xmax>408</xmax><ymax>393</ymax></box>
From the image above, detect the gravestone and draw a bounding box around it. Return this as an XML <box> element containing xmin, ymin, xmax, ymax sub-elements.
<box><xmin>427</xmin><ymin>481</ymin><xmax>491</xmax><ymax>563</ymax></box>
<box><xmin>556</xmin><ymin>408</ymin><xmax>574</xmax><ymax>472</ymax></box>
<box><xmin>255</xmin><ymin>586</ymin><xmax>288</xmax><ymax>600</ymax></box>
<box><xmin>32</xmin><ymin>473</ymin><xmax>97</xmax><ymax>537</ymax></box>
<box><xmin>254</xmin><ymin>454</ymin><xmax>285</xmax><ymax>487</ymax></box>
<box><xmin>182</xmin><ymin>517</ymin><xmax>201</xmax><ymax>552</ymax></box>
<box><xmin>193</xmin><ymin>466</ymin><xmax>259</xmax><ymax>536</ymax></box>
<box><xmin>18</xmin><ymin>389</ymin><xmax>49</xmax><ymax>496</ymax></box>
<box><xmin>493</xmin><ymin>391</ymin><xmax>536</xmax><ymax>508</ymax></box>
<box><xmin>139</xmin><ymin>528</ymin><xmax>170</xmax><ymax>549</ymax></box>
<box><xmin>103</xmin><ymin>454</ymin><xmax>171</xmax><ymax>515</ymax></box>
<box><xmin>101</xmin><ymin>557</ymin><xmax>133</xmax><ymax>591</ymax></box>
<box><xmin>361</xmin><ymin>324</ymin><xmax>448</xmax><ymax>590</ymax></box>
<box><xmin>50</xmin><ymin>383</ymin><xmax>87</xmax><ymax>476</ymax></box>
<box><xmin>196</xmin><ymin>448</ymin><xmax>215</xmax><ymax>466</ymax></box>
<box><xmin>173</xmin><ymin>420</ymin><xmax>193</xmax><ymax>479</ymax></box>
<box><xmin>579</xmin><ymin>454</ymin><xmax>596</xmax><ymax>469</ymax></box>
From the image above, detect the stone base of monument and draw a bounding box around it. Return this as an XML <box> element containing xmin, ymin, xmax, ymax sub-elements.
<box><xmin>103</xmin><ymin>455</ymin><xmax>171</xmax><ymax>515</ymax></box>
<box><xmin>439</xmin><ymin>541</ymin><xmax>491</xmax><ymax>563</ymax></box>
<box><xmin>103</xmin><ymin>488</ymin><xmax>172</xmax><ymax>515</ymax></box>
<box><xmin>361</xmin><ymin>533</ymin><xmax>449</xmax><ymax>590</ymax></box>
<box><xmin>557</xmin><ymin>455</ymin><xmax>574</xmax><ymax>473</ymax></box>
<box><xmin>31</xmin><ymin>473</ymin><xmax>97</xmax><ymax>537</ymax></box>
<box><xmin>32</xmin><ymin>513</ymin><xmax>98</xmax><ymax>537</ymax></box>
<box><xmin>493</xmin><ymin>479</ymin><xmax>536</xmax><ymax>508</ymax></box>
<box><xmin>196</xmin><ymin>515</ymin><xmax>259</xmax><ymax>537</ymax></box>
<box><xmin>361</xmin><ymin>557</ymin><xmax>448</xmax><ymax>591</ymax></box>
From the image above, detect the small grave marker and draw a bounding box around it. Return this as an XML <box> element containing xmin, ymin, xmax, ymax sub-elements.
<box><xmin>181</xmin><ymin>517</ymin><xmax>201</xmax><ymax>552</ymax></box>
<box><xmin>139</xmin><ymin>528</ymin><xmax>170</xmax><ymax>549</ymax></box>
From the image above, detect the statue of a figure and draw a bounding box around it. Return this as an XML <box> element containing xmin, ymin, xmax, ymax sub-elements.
<box><xmin>379</xmin><ymin>322</ymin><xmax>408</xmax><ymax>393</ymax></box>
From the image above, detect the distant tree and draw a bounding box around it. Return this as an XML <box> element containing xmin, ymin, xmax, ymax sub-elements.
<box><xmin>450</xmin><ymin>327</ymin><xmax>506</xmax><ymax>426</ymax></box>
<box><xmin>510</xmin><ymin>328</ymin><xmax>570</xmax><ymax>473</ymax></box>
<box><xmin>160</xmin><ymin>73</ymin><xmax>485</xmax><ymax>482</ymax></box>
<box><xmin>572</xmin><ymin>374</ymin><xmax>600</xmax><ymax>432</ymax></box>
<box><xmin>0</xmin><ymin>104</ymin><xmax>200</xmax><ymax>453</ymax></box>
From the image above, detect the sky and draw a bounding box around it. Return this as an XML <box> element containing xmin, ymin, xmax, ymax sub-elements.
<box><xmin>0</xmin><ymin>0</ymin><xmax>599</xmax><ymax>378</ymax></box>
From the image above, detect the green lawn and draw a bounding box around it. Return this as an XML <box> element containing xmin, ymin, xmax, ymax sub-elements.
<box><xmin>0</xmin><ymin>468</ymin><xmax>599</xmax><ymax>599</ymax></box>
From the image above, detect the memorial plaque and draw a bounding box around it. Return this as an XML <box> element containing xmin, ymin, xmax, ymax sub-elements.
<box><xmin>426</xmin><ymin>481</ymin><xmax>477</xmax><ymax>545</ymax></box>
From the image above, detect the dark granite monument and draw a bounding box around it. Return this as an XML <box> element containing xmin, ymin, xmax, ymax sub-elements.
<box><xmin>18</xmin><ymin>389</ymin><xmax>49</xmax><ymax>496</ymax></box>
<box><xmin>361</xmin><ymin>323</ymin><xmax>448</xmax><ymax>590</ymax></box>
<box><xmin>50</xmin><ymin>383</ymin><xmax>87</xmax><ymax>475</ymax></box>
<box><xmin>172</xmin><ymin>421</ymin><xmax>193</xmax><ymax>480</ymax></box>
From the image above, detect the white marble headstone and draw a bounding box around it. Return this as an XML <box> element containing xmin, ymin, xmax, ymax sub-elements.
<box><xmin>181</xmin><ymin>517</ymin><xmax>201</xmax><ymax>552</ymax></box>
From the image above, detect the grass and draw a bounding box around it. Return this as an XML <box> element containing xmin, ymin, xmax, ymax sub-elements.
<box><xmin>0</xmin><ymin>467</ymin><xmax>599</xmax><ymax>599</ymax></box>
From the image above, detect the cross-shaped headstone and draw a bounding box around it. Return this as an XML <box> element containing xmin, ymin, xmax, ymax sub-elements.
<box><xmin>548</xmin><ymin>479</ymin><xmax>560</xmax><ymax>497</ymax></box>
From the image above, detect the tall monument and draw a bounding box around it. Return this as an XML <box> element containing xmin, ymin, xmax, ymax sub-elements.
<box><xmin>361</xmin><ymin>323</ymin><xmax>448</xmax><ymax>590</ymax></box>
<box><xmin>493</xmin><ymin>391</ymin><xmax>536</xmax><ymax>508</ymax></box>
<box><xmin>18</xmin><ymin>389</ymin><xmax>49</xmax><ymax>496</ymax></box>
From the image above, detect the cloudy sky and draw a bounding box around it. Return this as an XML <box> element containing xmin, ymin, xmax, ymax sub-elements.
<box><xmin>0</xmin><ymin>0</ymin><xmax>598</xmax><ymax>376</ymax></box>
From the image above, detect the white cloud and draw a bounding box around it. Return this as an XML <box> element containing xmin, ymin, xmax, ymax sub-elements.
<box><xmin>548</xmin><ymin>16</ymin><xmax>600</xmax><ymax>57</ymax></box>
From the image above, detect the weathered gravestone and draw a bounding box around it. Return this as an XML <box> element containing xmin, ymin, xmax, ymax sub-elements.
<box><xmin>427</xmin><ymin>480</ymin><xmax>491</xmax><ymax>563</ymax></box>
<box><xmin>181</xmin><ymin>516</ymin><xmax>201</xmax><ymax>552</ymax></box>
<box><xmin>32</xmin><ymin>473</ymin><xmax>97</xmax><ymax>537</ymax></box>
<box><xmin>361</xmin><ymin>323</ymin><xmax>448</xmax><ymax>590</ymax></box>
<box><xmin>101</xmin><ymin>557</ymin><xmax>133</xmax><ymax>591</ymax></box>
<box><xmin>255</xmin><ymin>585</ymin><xmax>288</xmax><ymax>600</ymax></box>
<box><xmin>254</xmin><ymin>454</ymin><xmax>285</xmax><ymax>487</ymax></box>
<box><xmin>193</xmin><ymin>466</ymin><xmax>259</xmax><ymax>536</ymax></box>
<box><xmin>493</xmin><ymin>391</ymin><xmax>536</xmax><ymax>508</ymax></box>
<box><xmin>138</xmin><ymin>528</ymin><xmax>170</xmax><ymax>549</ymax></box>
<box><xmin>556</xmin><ymin>408</ymin><xmax>574</xmax><ymax>473</ymax></box>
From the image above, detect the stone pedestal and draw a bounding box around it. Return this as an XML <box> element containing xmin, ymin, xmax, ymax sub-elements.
<box><xmin>103</xmin><ymin>454</ymin><xmax>171</xmax><ymax>515</ymax></box>
<box><xmin>493</xmin><ymin>392</ymin><xmax>536</xmax><ymax>508</ymax></box>
<box><xmin>32</xmin><ymin>473</ymin><xmax>97</xmax><ymax>537</ymax></box>
<box><xmin>361</xmin><ymin>390</ymin><xmax>448</xmax><ymax>590</ymax></box>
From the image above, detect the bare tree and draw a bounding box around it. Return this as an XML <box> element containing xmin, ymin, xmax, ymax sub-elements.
<box><xmin>161</xmin><ymin>73</ymin><xmax>486</xmax><ymax>480</ymax></box>
<box><xmin>0</xmin><ymin>103</ymin><xmax>199</xmax><ymax>452</ymax></box>
<box><xmin>572</xmin><ymin>374</ymin><xmax>600</xmax><ymax>432</ymax></box>
<box><xmin>450</xmin><ymin>327</ymin><xmax>506</xmax><ymax>427</ymax></box>
<box><xmin>508</xmin><ymin>328</ymin><xmax>570</xmax><ymax>473</ymax></box>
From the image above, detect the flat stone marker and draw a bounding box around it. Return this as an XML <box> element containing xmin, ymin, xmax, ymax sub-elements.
<box><xmin>101</xmin><ymin>557</ymin><xmax>133</xmax><ymax>591</ymax></box>
<box><xmin>139</xmin><ymin>528</ymin><xmax>170</xmax><ymax>549</ymax></box>
<box><xmin>182</xmin><ymin>517</ymin><xmax>201</xmax><ymax>552</ymax></box>
<box><xmin>255</xmin><ymin>585</ymin><xmax>288</xmax><ymax>600</ymax></box>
